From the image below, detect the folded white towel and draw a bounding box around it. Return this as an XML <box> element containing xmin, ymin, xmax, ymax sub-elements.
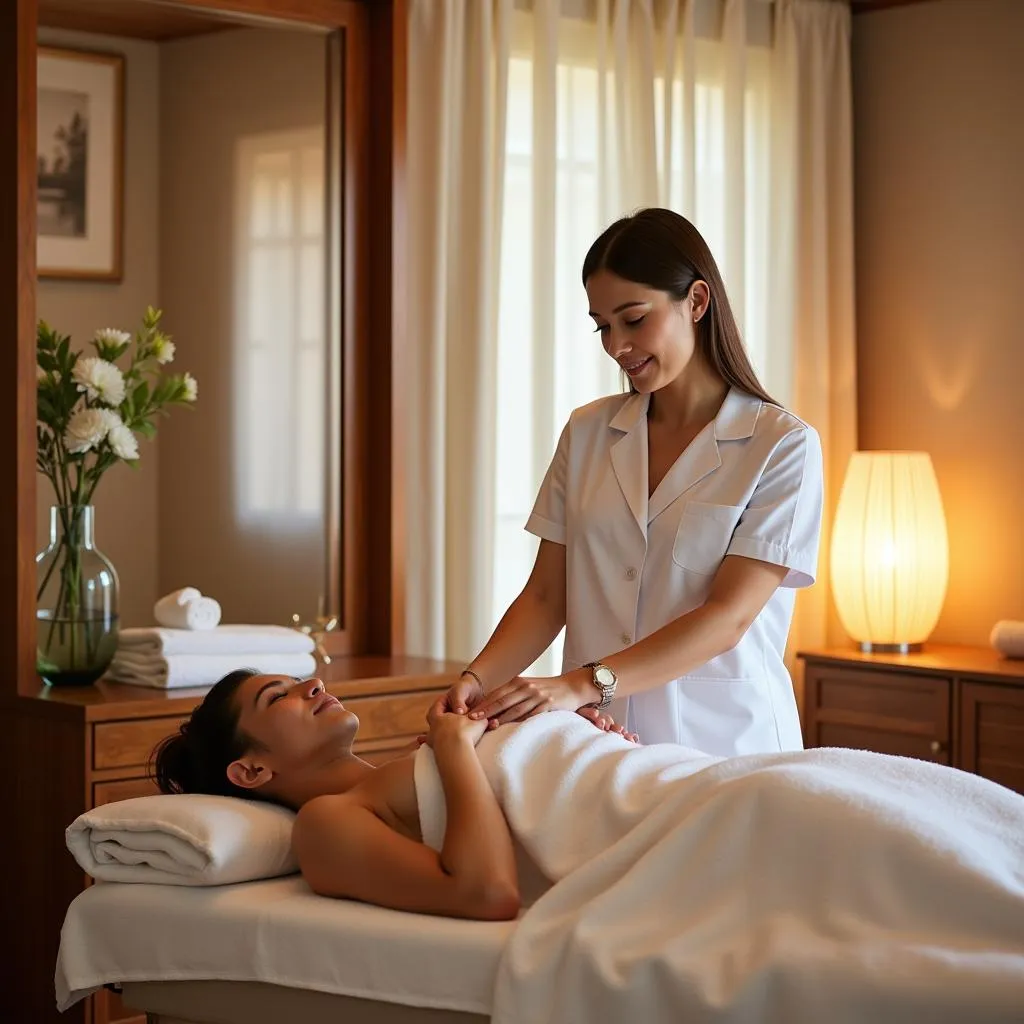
<box><xmin>106</xmin><ymin>651</ymin><xmax>317</xmax><ymax>689</ymax></box>
<box><xmin>154</xmin><ymin>588</ymin><xmax>222</xmax><ymax>631</ymax></box>
<box><xmin>66</xmin><ymin>793</ymin><xmax>297</xmax><ymax>885</ymax></box>
<box><xmin>118</xmin><ymin>624</ymin><xmax>315</xmax><ymax>658</ymax></box>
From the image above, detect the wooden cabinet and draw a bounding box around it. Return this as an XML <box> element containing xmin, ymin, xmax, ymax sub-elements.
<box><xmin>3</xmin><ymin>655</ymin><xmax>462</xmax><ymax>1024</ymax></box>
<box><xmin>799</xmin><ymin>645</ymin><xmax>1024</xmax><ymax>792</ymax></box>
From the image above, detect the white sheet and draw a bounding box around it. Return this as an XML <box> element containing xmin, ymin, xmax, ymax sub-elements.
<box><xmin>55</xmin><ymin>876</ymin><xmax>512</xmax><ymax>1014</ymax></box>
<box><xmin>417</xmin><ymin>713</ymin><xmax>1024</xmax><ymax>1024</ymax></box>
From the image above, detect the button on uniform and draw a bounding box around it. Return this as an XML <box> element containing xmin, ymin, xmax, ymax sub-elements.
<box><xmin>625</xmin><ymin>567</ymin><xmax>638</xmax><ymax>580</ymax></box>
<box><xmin>621</xmin><ymin>633</ymin><xmax>632</xmax><ymax>645</ymax></box>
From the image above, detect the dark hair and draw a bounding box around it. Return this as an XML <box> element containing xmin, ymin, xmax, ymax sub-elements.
<box><xmin>151</xmin><ymin>669</ymin><xmax>261</xmax><ymax>798</ymax></box>
<box><xmin>582</xmin><ymin>207</ymin><xmax>776</xmax><ymax>405</ymax></box>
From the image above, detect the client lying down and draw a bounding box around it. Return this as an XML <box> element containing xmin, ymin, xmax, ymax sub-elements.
<box><xmin>155</xmin><ymin>670</ymin><xmax>1024</xmax><ymax>1023</ymax></box>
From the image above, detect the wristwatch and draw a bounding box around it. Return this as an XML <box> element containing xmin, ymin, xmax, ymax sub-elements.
<box><xmin>583</xmin><ymin>661</ymin><xmax>617</xmax><ymax>710</ymax></box>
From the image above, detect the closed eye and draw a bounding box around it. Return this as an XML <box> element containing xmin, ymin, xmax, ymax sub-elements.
<box><xmin>625</xmin><ymin>315</ymin><xmax>646</xmax><ymax>328</ymax></box>
<box><xmin>592</xmin><ymin>323</ymin><xmax>609</xmax><ymax>334</ymax></box>
<box><xmin>268</xmin><ymin>690</ymin><xmax>287</xmax><ymax>705</ymax></box>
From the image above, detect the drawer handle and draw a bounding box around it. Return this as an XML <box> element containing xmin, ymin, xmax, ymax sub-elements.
<box><xmin>930</xmin><ymin>740</ymin><xmax>943</xmax><ymax>754</ymax></box>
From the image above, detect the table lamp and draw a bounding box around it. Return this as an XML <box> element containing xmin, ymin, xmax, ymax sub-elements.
<box><xmin>830</xmin><ymin>451</ymin><xmax>949</xmax><ymax>653</ymax></box>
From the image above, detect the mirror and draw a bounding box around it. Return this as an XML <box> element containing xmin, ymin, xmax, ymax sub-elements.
<box><xmin>36</xmin><ymin>1</ymin><xmax>342</xmax><ymax>635</ymax></box>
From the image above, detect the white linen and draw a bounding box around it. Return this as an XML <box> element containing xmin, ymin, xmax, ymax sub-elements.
<box><xmin>117</xmin><ymin>624</ymin><xmax>315</xmax><ymax>657</ymax></box>
<box><xmin>107</xmin><ymin>650</ymin><xmax>316</xmax><ymax>689</ymax></box>
<box><xmin>66</xmin><ymin>794</ymin><xmax>298</xmax><ymax>885</ymax></box>
<box><xmin>154</xmin><ymin>587</ymin><xmax>222</xmax><ymax>630</ymax></box>
<box><xmin>55</xmin><ymin>876</ymin><xmax>513</xmax><ymax>1013</ymax></box>
<box><xmin>417</xmin><ymin>713</ymin><xmax>1024</xmax><ymax>1024</ymax></box>
<box><xmin>526</xmin><ymin>388</ymin><xmax>822</xmax><ymax>756</ymax></box>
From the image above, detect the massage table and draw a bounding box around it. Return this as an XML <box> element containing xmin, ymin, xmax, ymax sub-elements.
<box><xmin>58</xmin><ymin>875</ymin><xmax>508</xmax><ymax>1023</ymax></box>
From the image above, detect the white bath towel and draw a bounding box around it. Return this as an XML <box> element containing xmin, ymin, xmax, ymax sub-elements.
<box><xmin>154</xmin><ymin>587</ymin><xmax>222</xmax><ymax>631</ymax></box>
<box><xmin>416</xmin><ymin>713</ymin><xmax>1024</xmax><ymax>1024</ymax></box>
<box><xmin>117</xmin><ymin>624</ymin><xmax>315</xmax><ymax>658</ymax></box>
<box><xmin>66</xmin><ymin>793</ymin><xmax>297</xmax><ymax>886</ymax></box>
<box><xmin>106</xmin><ymin>650</ymin><xmax>317</xmax><ymax>689</ymax></box>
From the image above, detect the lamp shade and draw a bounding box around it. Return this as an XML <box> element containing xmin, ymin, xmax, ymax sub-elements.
<box><xmin>830</xmin><ymin>451</ymin><xmax>949</xmax><ymax>652</ymax></box>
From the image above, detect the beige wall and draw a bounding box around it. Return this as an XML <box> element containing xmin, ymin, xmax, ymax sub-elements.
<box><xmin>852</xmin><ymin>0</ymin><xmax>1024</xmax><ymax>645</ymax></box>
<box><xmin>36</xmin><ymin>28</ymin><xmax>160</xmax><ymax>629</ymax></box>
<box><xmin>157</xmin><ymin>27</ymin><xmax>327</xmax><ymax>627</ymax></box>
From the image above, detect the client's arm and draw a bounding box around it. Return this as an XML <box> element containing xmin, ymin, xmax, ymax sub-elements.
<box><xmin>292</xmin><ymin>702</ymin><xmax>519</xmax><ymax>921</ymax></box>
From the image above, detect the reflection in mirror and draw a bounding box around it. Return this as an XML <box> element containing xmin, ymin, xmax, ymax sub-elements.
<box><xmin>160</xmin><ymin>25</ymin><xmax>335</xmax><ymax>630</ymax></box>
<box><xmin>35</xmin><ymin>11</ymin><xmax>339</xmax><ymax>635</ymax></box>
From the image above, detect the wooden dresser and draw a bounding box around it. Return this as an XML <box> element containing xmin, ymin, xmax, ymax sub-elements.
<box><xmin>798</xmin><ymin>645</ymin><xmax>1024</xmax><ymax>794</ymax></box>
<box><xmin>4</xmin><ymin>655</ymin><xmax>462</xmax><ymax>1024</ymax></box>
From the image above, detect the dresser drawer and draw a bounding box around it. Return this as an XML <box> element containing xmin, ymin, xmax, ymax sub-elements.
<box><xmin>959</xmin><ymin>681</ymin><xmax>1024</xmax><ymax>794</ymax></box>
<box><xmin>93</xmin><ymin>776</ymin><xmax>162</xmax><ymax>806</ymax></box>
<box><xmin>93</xmin><ymin>716</ymin><xmax>188</xmax><ymax>771</ymax></box>
<box><xmin>804</xmin><ymin>662</ymin><xmax>951</xmax><ymax>760</ymax></box>
<box><xmin>343</xmin><ymin>689</ymin><xmax>442</xmax><ymax>743</ymax></box>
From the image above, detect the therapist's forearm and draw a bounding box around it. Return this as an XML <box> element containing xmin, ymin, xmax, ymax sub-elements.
<box><xmin>597</xmin><ymin>601</ymin><xmax>746</xmax><ymax>700</ymax></box>
<box><xmin>468</xmin><ymin>589</ymin><xmax>564</xmax><ymax>690</ymax></box>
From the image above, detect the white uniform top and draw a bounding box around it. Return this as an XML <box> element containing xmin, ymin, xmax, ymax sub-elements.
<box><xmin>525</xmin><ymin>387</ymin><xmax>824</xmax><ymax>757</ymax></box>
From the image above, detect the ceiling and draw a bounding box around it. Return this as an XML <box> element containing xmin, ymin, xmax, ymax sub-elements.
<box><xmin>38</xmin><ymin>0</ymin><xmax>240</xmax><ymax>41</ymax></box>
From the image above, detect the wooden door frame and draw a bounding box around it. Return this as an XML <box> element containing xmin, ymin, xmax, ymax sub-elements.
<box><xmin>0</xmin><ymin>0</ymin><xmax>408</xmax><ymax>705</ymax></box>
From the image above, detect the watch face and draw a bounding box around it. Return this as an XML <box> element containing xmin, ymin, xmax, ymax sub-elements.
<box><xmin>594</xmin><ymin>666</ymin><xmax>615</xmax><ymax>687</ymax></box>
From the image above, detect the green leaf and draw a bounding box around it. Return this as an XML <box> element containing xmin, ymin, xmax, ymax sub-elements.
<box><xmin>133</xmin><ymin>381</ymin><xmax>149</xmax><ymax>408</ymax></box>
<box><xmin>136</xmin><ymin>419</ymin><xmax>157</xmax><ymax>439</ymax></box>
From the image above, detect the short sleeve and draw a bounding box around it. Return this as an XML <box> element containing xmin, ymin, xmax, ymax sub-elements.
<box><xmin>524</xmin><ymin>421</ymin><xmax>570</xmax><ymax>545</ymax></box>
<box><xmin>726</xmin><ymin>425</ymin><xmax>824</xmax><ymax>588</ymax></box>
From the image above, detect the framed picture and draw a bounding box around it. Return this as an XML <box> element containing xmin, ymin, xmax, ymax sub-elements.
<box><xmin>37</xmin><ymin>47</ymin><xmax>124</xmax><ymax>281</ymax></box>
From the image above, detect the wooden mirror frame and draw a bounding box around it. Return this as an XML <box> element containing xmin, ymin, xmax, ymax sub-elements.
<box><xmin>0</xmin><ymin>0</ymin><xmax>409</xmax><ymax>704</ymax></box>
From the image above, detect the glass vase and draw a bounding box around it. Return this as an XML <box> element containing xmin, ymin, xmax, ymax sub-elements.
<box><xmin>36</xmin><ymin>505</ymin><xmax>120</xmax><ymax>687</ymax></box>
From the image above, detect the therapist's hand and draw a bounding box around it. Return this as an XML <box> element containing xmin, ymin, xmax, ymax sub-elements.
<box><xmin>469</xmin><ymin>670</ymin><xmax>594</xmax><ymax>727</ymax></box>
<box><xmin>445</xmin><ymin>672</ymin><xmax>484</xmax><ymax>715</ymax></box>
<box><xmin>577</xmin><ymin>705</ymin><xmax>639</xmax><ymax>744</ymax></box>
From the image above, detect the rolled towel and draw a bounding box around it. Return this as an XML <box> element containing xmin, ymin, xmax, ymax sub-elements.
<box><xmin>154</xmin><ymin>588</ymin><xmax>222</xmax><ymax>631</ymax></box>
<box><xmin>990</xmin><ymin>620</ymin><xmax>1024</xmax><ymax>659</ymax></box>
<box><xmin>118</xmin><ymin>624</ymin><xmax>315</xmax><ymax>658</ymax></box>
<box><xmin>106</xmin><ymin>651</ymin><xmax>317</xmax><ymax>689</ymax></box>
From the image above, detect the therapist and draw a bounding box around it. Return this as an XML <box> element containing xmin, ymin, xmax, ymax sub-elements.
<box><xmin>448</xmin><ymin>208</ymin><xmax>823</xmax><ymax>757</ymax></box>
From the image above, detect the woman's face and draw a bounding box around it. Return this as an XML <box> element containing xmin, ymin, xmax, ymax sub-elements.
<box><xmin>585</xmin><ymin>269</ymin><xmax>708</xmax><ymax>393</ymax></box>
<box><xmin>233</xmin><ymin>674</ymin><xmax>359</xmax><ymax>773</ymax></box>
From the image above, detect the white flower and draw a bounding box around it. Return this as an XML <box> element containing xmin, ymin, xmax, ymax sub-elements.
<box><xmin>151</xmin><ymin>336</ymin><xmax>175</xmax><ymax>364</ymax></box>
<box><xmin>73</xmin><ymin>357</ymin><xmax>126</xmax><ymax>406</ymax></box>
<box><xmin>65</xmin><ymin>409</ymin><xmax>114</xmax><ymax>454</ymax></box>
<box><xmin>182</xmin><ymin>372</ymin><xmax>198</xmax><ymax>402</ymax></box>
<box><xmin>107</xmin><ymin>422</ymin><xmax>139</xmax><ymax>460</ymax></box>
<box><xmin>36</xmin><ymin>365</ymin><xmax>47</xmax><ymax>382</ymax></box>
<box><xmin>94</xmin><ymin>328</ymin><xmax>131</xmax><ymax>347</ymax></box>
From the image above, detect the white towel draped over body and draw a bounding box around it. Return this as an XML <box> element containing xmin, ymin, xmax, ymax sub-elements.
<box><xmin>107</xmin><ymin>625</ymin><xmax>316</xmax><ymax>688</ymax></box>
<box><xmin>414</xmin><ymin>713</ymin><xmax>1024</xmax><ymax>1024</ymax></box>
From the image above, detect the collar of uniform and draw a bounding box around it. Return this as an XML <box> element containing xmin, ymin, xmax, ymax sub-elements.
<box><xmin>714</xmin><ymin>387</ymin><xmax>761</xmax><ymax>441</ymax></box>
<box><xmin>608</xmin><ymin>387</ymin><xmax>760</xmax><ymax>439</ymax></box>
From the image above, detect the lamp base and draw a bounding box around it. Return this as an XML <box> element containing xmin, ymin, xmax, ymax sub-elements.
<box><xmin>858</xmin><ymin>642</ymin><xmax>923</xmax><ymax>655</ymax></box>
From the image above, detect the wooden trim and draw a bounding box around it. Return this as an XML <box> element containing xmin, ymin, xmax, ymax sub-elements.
<box><xmin>0</xmin><ymin>0</ymin><xmax>39</xmax><ymax>703</ymax></box>
<box><xmin>147</xmin><ymin>0</ymin><xmax>364</xmax><ymax>30</ymax></box>
<box><xmin>850</xmin><ymin>0</ymin><xmax>940</xmax><ymax>13</ymax></box>
<box><xmin>797</xmin><ymin>645</ymin><xmax>1024</xmax><ymax>684</ymax></box>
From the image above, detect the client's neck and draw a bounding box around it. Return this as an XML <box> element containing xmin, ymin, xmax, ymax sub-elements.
<box><xmin>272</xmin><ymin>749</ymin><xmax>375</xmax><ymax>810</ymax></box>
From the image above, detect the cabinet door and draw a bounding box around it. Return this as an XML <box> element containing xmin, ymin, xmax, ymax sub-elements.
<box><xmin>803</xmin><ymin>662</ymin><xmax>951</xmax><ymax>762</ymax></box>
<box><xmin>959</xmin><ymin>681</ymin><xmax>1024</xmax><ymax>794</ymax></box>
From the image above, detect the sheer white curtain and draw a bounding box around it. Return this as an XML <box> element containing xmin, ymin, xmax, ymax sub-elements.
<box><xmin>406</xmin><ymin>0</ymin><xmax>856</xmax><ymax>685</ymax></box>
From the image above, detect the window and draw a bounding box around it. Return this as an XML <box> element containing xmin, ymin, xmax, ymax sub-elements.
<box><xmin>235</xmin><ymin>127</ymin><xmax>325</xmax><ymax>522</ymax></box>
<box><xmin>493</xmin><ymin>20</ymin><xmax>772</xmax><ymax>673</ymax></box>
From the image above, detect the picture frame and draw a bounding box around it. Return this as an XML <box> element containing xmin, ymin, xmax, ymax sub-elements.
<box><xmin>37</xmin><ymin>46</ymin><xmax>125</xmax><ymax>282</ymax></box>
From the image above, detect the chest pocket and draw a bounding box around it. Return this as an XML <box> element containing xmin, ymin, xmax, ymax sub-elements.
<box><xmin>672</xmin><ymin>501</ymin><xmax>745</xmax><ymax>575</ymax></box>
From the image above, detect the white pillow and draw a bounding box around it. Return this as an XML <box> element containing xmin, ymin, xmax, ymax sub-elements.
<box><xmin>66</xmin><ymin>793</ymin><xmax>297</xmax><ymax>886</ymax></box>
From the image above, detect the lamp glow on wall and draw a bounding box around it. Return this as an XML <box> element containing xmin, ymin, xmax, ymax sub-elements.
<box><xmin>830</xmin><ymin>451</ymin><xmax>949</xmax><ymax>653</ymax></box>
